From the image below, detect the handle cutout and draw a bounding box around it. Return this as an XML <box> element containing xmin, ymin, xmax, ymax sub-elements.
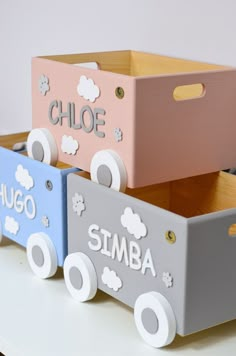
<box><xmin>173</xmin><ymin>83</ymin><xmax>205</xmax><ymax>101</ymax></box>
<box><xmin>74</xmin><ymin>62</ymin><xmax>100</xmax><ymax>70</ymax></box>
<box><xmin>228</xmin><ymin>224</ymin><xmax>236</xmax><ymax>237</ymax></box>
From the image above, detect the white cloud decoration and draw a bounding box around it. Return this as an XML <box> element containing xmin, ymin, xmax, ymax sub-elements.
<box><xmin>121</xmin><ymin>207</ymin><xmax>147</xmax><ymax>240</ymax></box>
<box><xmin>101</xmin><ymin>267</ymin><xmax>122</xmax><ymax>292</ymax></box>
<box><xmin>5</xmin><ymin>216</ymin><xmax>19</xmax><ymax>235</ymax></box>
<box><xmin>61</xmin><ymin>135</ymin><xmax>79</xmax><ymax>155</ymax></box>
<box><xmin>15</xmin><ymin>164</ymin><xmax>34</xmax><ymax>190</ymax></box>
<box><xmin>77</xmin><ymin>75</ymin><xmax>100</xmax><ymax>103</ymax></box>
<box><xmin>72</xmin><ymin>193</ymin><xmax>86</xmax><ymax>216</ymax></box>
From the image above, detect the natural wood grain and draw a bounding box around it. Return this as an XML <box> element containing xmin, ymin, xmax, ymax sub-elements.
<box><xmin>40</xmin><ymin>50</ymin><xmax>230</xmax><ymax>78</ymax></box>
<box><xmin>41</xmin><ymin>50</ymin><xmax>131</xmax><ymax>75</ymax></box>
<box><xmin>2</xmin><ymin>134</ymin><xmax>236</xmax><ymax>218</ymax></box>
<box><xmin>130</xmin><ymin>51</ymin><xmax>229</xmax><ymax>76</ymax></box>
<box><xmin>170</xmin><ymin>171</ymin><xmax>236</xmax><ymax>217</ymax></box>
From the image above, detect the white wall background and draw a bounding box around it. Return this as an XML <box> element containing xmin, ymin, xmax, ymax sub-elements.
<box><xmin>1</xmin><ymin>0</ymin><xmax>236</xmax><ymax>134</ymax></box>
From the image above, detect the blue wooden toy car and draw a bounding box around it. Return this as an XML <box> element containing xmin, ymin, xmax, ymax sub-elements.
<box><xmin>0</xmin><ymin>146</ymin><xmax>78</xmax><ymax>278</ymax></box>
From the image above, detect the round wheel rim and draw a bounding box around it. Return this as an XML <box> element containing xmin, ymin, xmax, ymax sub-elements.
<box><xmin>134</xmin><ymin>292</ymin><xmax>176</xmax><ymax>348</ymax></box>
<box><xmin>27</xmin><ymin>232</ymin><xmax>58</xmax><ymax>279</ymax></box>
<box><xmin>64</xmin><ymin>252</ymin><xmax>97</xmax><ymax>302</ymax></box>
<box><xmin>27</xmin><ymin>128</ymin><xmax>58</xmax><ymax>165</ymax></box>
<box><xmin>90</xmin><ymin>150</ymin><xmax>127</xmax><ymax>192</ymax></box>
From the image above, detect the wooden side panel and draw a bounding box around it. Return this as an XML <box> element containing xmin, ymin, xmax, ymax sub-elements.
<box><xmin>134</xmin><ymin>69</ymin><xmax>236</xmax><ymax>187</ymax></box>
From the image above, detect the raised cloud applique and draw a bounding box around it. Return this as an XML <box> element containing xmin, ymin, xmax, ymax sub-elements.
<box><xmin>15</xmin><ymin>164</ymin><xmax>34</xmax><ymax>191</ymax></box>
<box><xmin>5</xmin><ymin>216</ymin><xmax>19</xmax><ymax>235</ymax></box>
<box><xmin>39</xmin><ymin>74</ymin><xmax>50</xmax><ymax>96</ymax></box>
<box><xmin>61</xmin><ymin>135</ymin><xmax>79</xmax><ymax>155</ymax></box>
<box><xmin>72</xmin><ymin>193</ymin><xmax>86</xmax><ymax>216</ymax></box>
<box><xmin>162</xmin><ymin>272</ymin><xmax>173</xmax><ymax>288</ymax></box>
<box><xmin>101</xmin><ymin>266</ymin><xmax>122</xmax><ymax>292</ymax></box>
<box><xmin>114</xmin><ymin>128</ymin><xmax>123</xmax><ymax>142</ymax></box>
<box><xmin>77</xmin><ymin>75</ymin><xmax>100</xmax><ymax>103</ymax></box>
<box><xmin>121</xmin><ymin>207</ymin><xmax>147</xmax><ymax>240</ymax></box>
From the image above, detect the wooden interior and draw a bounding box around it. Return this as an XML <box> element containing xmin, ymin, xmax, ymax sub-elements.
<box><xmin>2</xmin><ymin>133</ymin><xmax>236</xmax><ymax>220</ymax></box>
<box><xmin>76</xmin><ymin>170</ymin><xmax>236</xmax><ymax>219</ymax></box>
<box><xmin>41</xmin><ymin>50</ymin><xmax>230</xmax><ymax>100</ymax></box>
<box><xmin>41</xmin><ymin>50</ymin><xmax>229</xmax><ymax>77</ymax></box>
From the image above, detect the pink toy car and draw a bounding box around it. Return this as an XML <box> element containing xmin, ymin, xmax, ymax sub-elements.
<box><xmin>28</xmin><ymin>50</ymin><xmax>236</xmax><ymax>191</ymax></box>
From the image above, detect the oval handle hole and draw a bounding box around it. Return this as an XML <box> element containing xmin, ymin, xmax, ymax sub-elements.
<box><xmin>74</xmin><ymin>62</ymin><xmax>100</xmax><ymax>70</ymax></box>
<box><xmin>173</xmin><ymin>83</ymin><xmax>205</xmax><ymax>101</ymax></box>
<box><xmin>228</xmin><ymin>224</ymin><xmax>236</xmax><ymax>237</ymax></box>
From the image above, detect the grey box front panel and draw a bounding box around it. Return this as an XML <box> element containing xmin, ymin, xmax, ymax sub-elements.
<box><xmin>185</xmin><ymin>210</ymin><xmax>236</xmax><ymax>335</ymax></box>
<box><xmin>67</xmin><ymin>173</ymin><xmax>188</xmax><ymax>335</ymax></box>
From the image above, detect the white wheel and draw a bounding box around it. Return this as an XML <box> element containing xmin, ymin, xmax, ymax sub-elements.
<box><xmin>134</xmin><ymin>292</ymin><xmax>176</xmax><ymax>348</ymax></box>
<box><xmin>64</xmin><ymin>252</ymin><xmax>97</xmax><ymax>302</ymax></box>
<box><xmin>27</xmin><ymin>232</ymin><xmax>58</xmax><ymax>279</ymax></box>
<box><xmin>27</xmin><ymin>128</ymin><xmax>58</xmax><ymax>165</ymax></box>
<box><xmin>90</xmin><ymin>150</ymin><xmax>127</xmax><ymax>192</ymax></box>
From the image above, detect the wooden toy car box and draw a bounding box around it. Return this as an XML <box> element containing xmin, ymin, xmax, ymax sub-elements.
<box><xmin>0</xmin><ymin>146</ymin><xmax>78</xmax><ymax>277</ymax></box>
<box><xmin>31</xmin><ymin>50</ymin><xmax>236</xmax><ymax>189</ymax></box>
<box><xmin>65</xmin><ymin>170</ymin><xmax>236</xmax><ymax>347</ymax></box>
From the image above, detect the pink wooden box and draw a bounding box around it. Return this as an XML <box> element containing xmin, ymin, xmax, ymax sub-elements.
<box><xmin>29</xmin><ymin>50</ymin><xmax>236</xmax><ymax>190</ymax></box>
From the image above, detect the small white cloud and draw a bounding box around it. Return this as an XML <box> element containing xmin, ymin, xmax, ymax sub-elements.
<box><xmin>5</xmin><ymin>216</ymin><xmax>19</xmax><ymax>235</ymax></box>
<box><xmin>15</xmin><ymin>164</ymin><xmax>34</xmax><ymax>190</ymax></box>
<box><xmin>61</xmin><ymin>135</ymin><xmax>79</xmax><ymax>155</ymax></box>
<box><xmin>101</xmin><ymin>267</ymin><xmax>122</xmax><ymax>292</ymax></box>
<box><xmin>72</xmin><ymin>193</ymin><xmax>86</xmax><ymax>216</ymax></box>
<box><xmin>77</xmin><ymin>75</ymin><xmax>100</xmax><ymax>103</ymax></box>
<box><xmin>121</xmin><ymin>207</ymin><xmax>147</xmax><ymax>240</ymax></box>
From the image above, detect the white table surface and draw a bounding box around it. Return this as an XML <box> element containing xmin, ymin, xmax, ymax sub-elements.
<box><xmin>1</xmin><ymin>237</ymin><xmax>236</xmax><ymax>356</ymax></box>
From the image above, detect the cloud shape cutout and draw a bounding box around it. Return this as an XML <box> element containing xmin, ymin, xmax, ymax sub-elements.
<box><xmin>101</xmin><ymin>267</ymin><xmax>122</xmax><ymax>292</ymax></box>
<box><xmin>61</xmin><ymin>135</ymin><xmax>79</xmax><ymax>155</ymax></box>
<box><xmin>5</xmin><ymin>216</ymin><xmax>19</xmax><ymax>235</ymax></box>
<box><xmin>15</xmin><ymin>164</ymin><xmax>34</xmax><ymax>190</ymax></box>
<box><xmin>121</xmin><ymin>207</ymin><xmax>147</xmax><ymax>240</ymax></box>
<box><xmin>77</xmin><ymin>75</ymin><xmax>100</xmax><ymax>103</ymax></box>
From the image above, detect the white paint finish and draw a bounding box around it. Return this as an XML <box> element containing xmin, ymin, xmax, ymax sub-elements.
<box><xmin>77</xmin><ymin>75</ymin><xmax>100</xmax><ymax>103</ymax></box>
<box><xmin>27</xmin><ymin>128</ymin><xmax>58</xmax><ymax>165</ymax></box>
<box><xmin>64</xmin><ymin>252</ymin><xmax>97</xmax><ymax>301</ymax></box>
<box><xmin>134</xmin><ymin>292</ymin><xmax>176</xmax><ymax>348</ymax></box>
<box><xmin>2</xmin><ymin>0</ymin><xmax>236</xmax><ymax>135</ymax></box>
<box><xmin>61</xmin><ymin>135</ymin><xmax>79</xmax><ymax>155</ymax></box>
<box><xmin>4</xmin><ymin>216</ymin><xmax>19</xmax><ymax>235</ymax></box>
<box><xmin>38</xmin><ymin>74</ymin><xmax>50</xmax><ymax>96</ymax></box>
<box><xmin>121</xmin><ymin>207</ymin><xmax>147</xmax><ymax>240</ymax></box>
<box><xmin>26</xmin><ymin>232</ymin><xmax>58</xmax><ymax>278</ymax></box>
<box><xmin>0</xmin><ymin>239</ymin><xmax>236</xmax><ymax>354</ymax></box>
<box><xmin>162</xmin><ymin>272</ymin><xmax>174</xmax><ymax>288</ymax></box>
<box><xmin>15</xmin><ymin>164</ymin><xmax>34</xmax><ymax>191</ymax></box>
<box><xmin>72</xmin><ymin>193</ymin><xmax>85</xmax><ymax>216</ymax></box>
<box><xmin>90</xmin><ymin>149</ymin><xmax>127</xmax><ymax>192</ymax></box>
<box><xmin>101</xmin><ymin>266</ymin><xmax>123</xmax><ymax>292</ymax></box>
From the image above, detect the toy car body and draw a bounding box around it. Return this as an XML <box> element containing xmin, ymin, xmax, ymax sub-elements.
<box><xmin>65</xmin><ymin>170</ymin><xmax>236</xmax><ymax>347</ymax></box>
<box><xmin>30</xmin><ymin>50</ymin><xmax>236</xmax><ymax>191</ymax></box>
<box><xmin>0</xmin><ymin>146</ymin><xmax>78</xmax><ymax>278</ymax></box>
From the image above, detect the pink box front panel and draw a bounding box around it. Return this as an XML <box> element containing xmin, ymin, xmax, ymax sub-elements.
<box><xmin>32</xmin><ymin>58</ymin><xmax>136</xmax><ymax>187</ymax></box>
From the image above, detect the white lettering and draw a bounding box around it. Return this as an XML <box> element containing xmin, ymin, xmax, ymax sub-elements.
<box><xmin>88</xmin><ymin>224</ymin><xmax>102</xmax><ymax>251</ymax></box>
<box><xmin>88</xmin><ymin>224</ymin><xmax>156</xmax><ymax>278</ymax></box>
<box><xmin>129</xmin><ymin>241</ymin><xmax>142</xmax><ymax>271</ymax></box>
<box><xmin>0</xmin><ymin>184</ymin><xmax>36</xmax><ymax>220</ymax></box>
<box><xmin>111</xmin><ymin>234</ymin><xmax>129</xmax><ymax>266</ymax></box>
<box><xmin>141</xmin><ymin>248</ymin><xmax>156</xmax><ymax>277</ymax></box>
<box><xmin>101</xmin><ymin>228</ymin><xmax>111</xmax><ymax>257</ymax></box>
<box><xmin>25</xmin><ymin>195</ymin><xmax>36</xmax><ymax>220</ymax></box>
<box><xmin>14</xmin><ymin>190</ymin><xmax>24</xmax><ymax>213</ymax></box>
